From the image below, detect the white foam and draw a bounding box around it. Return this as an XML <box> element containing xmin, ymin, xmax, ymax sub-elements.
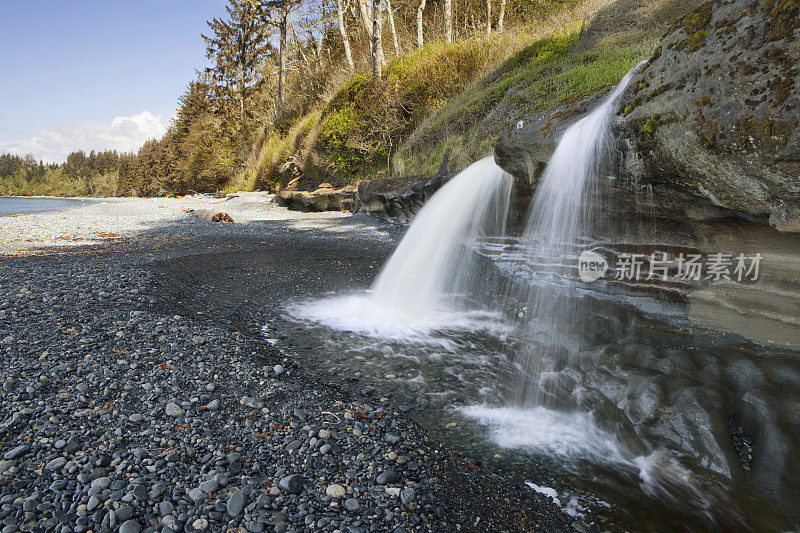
<box><xmin>285</xmin><ymin>293</ymin><xmax>511</xmax><ymax>344</ymax></box>
<box><xmin>458</xmin><ymin>405</ymin><xmax>626</xmax><ymax>462</ymax></box>
<box><xmin>460</xmin><ymin>404</ymin><xmax>718</xmax><ymax>516</ymax></box>
<box><xmin>525</xmin><ymin>482</ymin><xmax>561</xmax><ymax>506</ymax></box>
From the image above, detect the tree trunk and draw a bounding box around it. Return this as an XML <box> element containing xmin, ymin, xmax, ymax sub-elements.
<box><xmin>375</xmin><ymin>0</ymin><xmax>385</xmax><ymax>68</ymax></box>
<box><xmin>416</xmin><ymin>0</ymin><xmax>426</xmax><ymax>49</ymax></box>
<box><xmin>498</xmin><ymin>0</ymin><xmax>506</xmax><ymax>33</ymax></box>
<box><xmin>358</xmin><ymin>0</ymin><xmax>371</xmax><ymax>36</ymax></box>
<box><xmin>371</xmin><ymin>0</ymin><xmax>380</xmax><ymax>77</ymax></box>
<box><xmin>278</xmin><ymin>13</ymin><xmax>287</xmax><ymax>110</ymax></box>
<box><xmin>336</xmin><ymin>0</ymin><xmax>355</xmax><ymax>70</ymax></box>
<box><xmin>444</xmin><ymin>0</ymin><xmax>452</xmax><ymax>42</ymax></box>
<box><xmin>386</xmin><ymin>0</ymin><xmax>400</xmax><ymax>55</ymax></box>
<box><xmin>486</xmin><ymin>0</ymin><xmax>491</xmax><ymax>34</ymax></box>
<box><xmin>240</xmin><ymin>69</ymin><xmax>246</xmax><ymax>122</ymax></box>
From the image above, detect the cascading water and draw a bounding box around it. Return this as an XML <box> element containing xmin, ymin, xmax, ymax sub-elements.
<box><xmin>286</xmin><ymin>156</ymin><xmax>512</xmax><ymax>338</ymax></box>
<box><xmin>508</xmin><ymin>64</ymin><xmax>644</xmax><ymax>406</ymax></box>
<box><xmin>282</xmin><ymin>62</ymin><xmax>794</xmax><ymax>530</ymax></box>
<box><xmin>371</xmin><ymin>157</ymin><xmax>512</xmax><ymax>317</ymax></box>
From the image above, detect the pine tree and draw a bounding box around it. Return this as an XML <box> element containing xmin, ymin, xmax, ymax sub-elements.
<box><xmin>203</xmin><ymin>0</ymin><xmax>271</xmax><ymax>123</ymax></box>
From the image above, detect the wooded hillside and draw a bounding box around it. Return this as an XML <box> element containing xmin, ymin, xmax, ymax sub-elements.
<box><xmin>0</xmin><ymin>0</ymin><xmax>603</xmax><ymax>197</ymax></box>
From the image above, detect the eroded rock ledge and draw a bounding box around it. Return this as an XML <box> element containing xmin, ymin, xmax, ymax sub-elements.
<box><xmin>495</xmin><ymin>0</ymin><xmax>800</xmax><ymax>232</ymax></box>
<box><xmin>274</xmin><ymin>183</ymin><xmax>358</xmax><ymax>212</ymax></box>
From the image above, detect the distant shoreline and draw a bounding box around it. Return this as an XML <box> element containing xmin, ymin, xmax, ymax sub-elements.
<box><xmin>0</xmin><ymin>191</ymin><xmax>358</xmax><ymax>256</ymax></box>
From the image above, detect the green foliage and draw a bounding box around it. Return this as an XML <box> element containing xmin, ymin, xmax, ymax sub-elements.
<box><xmin>395</xmin><ymin>32</ymin><xmax>655</xmax><ymax>178</ymax></box>
<box><xmin>302</xmin><ymin>33</ymin><xmax>534</xmax><ymax>183</ymax></box>
<box><xmin>321</xmin><ymin>108</ymin><xmax>358</xmax><ymax>147</ymax></box>
<box><xmin>1</xmin><ymin>0</ymin><xmax>660</xmax><ymax>196</ymax></box>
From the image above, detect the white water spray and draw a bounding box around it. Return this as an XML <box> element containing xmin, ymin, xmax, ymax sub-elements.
<box><xmin>371</xmin><ymin>157</ymin><xmax>512</xmax><ymax>317</ymax></box>
<box><xmin>287</xmin><ymin>156</ymin><xmax>512</xmax><ymax>337</ymax></box>
<box><xmin>509</xmin><ymin>64</ymin><xmax>644</xmax><ymax>405</ymax></box>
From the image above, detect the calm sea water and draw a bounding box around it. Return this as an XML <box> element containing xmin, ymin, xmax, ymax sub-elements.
<box><xmin>0</xmin><ymin>197</ymin><xmax>94</xmax><ymax>216</ymax></box>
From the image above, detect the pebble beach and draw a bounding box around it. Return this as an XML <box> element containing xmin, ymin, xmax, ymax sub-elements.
<box><xmin>0</xmin><ymin>195</ymin><xmax>570</xmax><ymax>533</ymax></box>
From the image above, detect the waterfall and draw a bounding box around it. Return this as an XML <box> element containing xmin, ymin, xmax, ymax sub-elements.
<box><xmin>286</xmin><ymin>156</ymin><xmax>512</xmax><ymax>338</ymax></box>
<box><xmin>371</xmin><ymin>156</ymin><xmax>512</xmax><ymax>318</ymax></box>
<box><xmin>509</xmin><ymin>64</ymin><xmax>643</xmax><ymax>406</ymax></box>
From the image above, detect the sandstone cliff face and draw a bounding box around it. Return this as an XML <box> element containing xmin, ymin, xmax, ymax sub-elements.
<box><xmin>495</xmin><ymin>0</ymin><xmax>800</xmax><ymax>232</ymax></box>
<box><xmin>274</xmin><ymin>183</ymin><xmax>358</xmax><ymax>212</ymax></box>
<box><xmin>615</xmin><ymin>0</ymin><xmax>800</xmax><ymax>231</ymax></box>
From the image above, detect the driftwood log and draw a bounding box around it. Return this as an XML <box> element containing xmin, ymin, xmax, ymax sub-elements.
<box><xmin>186</xmin><ymin>209</ymin><xmax>234</xmax><ymax>223</ymax></box>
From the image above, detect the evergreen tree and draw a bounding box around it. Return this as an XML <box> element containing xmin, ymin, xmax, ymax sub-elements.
<box><xmin>203</xmin><ymin>0</ymin><xmax>272</xmax><ymax>123</ymax></box>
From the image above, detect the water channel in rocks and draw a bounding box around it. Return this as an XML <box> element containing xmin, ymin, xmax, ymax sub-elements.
<box><xmin>268</xmin><ymin>66</ymin><xmax>800</xmax><ymax>531</ymax></box>
<box><xmin>274</xmin><ymin>239</ymin><xmax>799</xmax><ymax>531</ymax></box>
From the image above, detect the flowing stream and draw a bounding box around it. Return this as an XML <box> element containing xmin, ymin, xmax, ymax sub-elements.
<box><xmin>280</xmin><ymin>65</ymin><xmax>798</xmax><ymax>531</ymax></box>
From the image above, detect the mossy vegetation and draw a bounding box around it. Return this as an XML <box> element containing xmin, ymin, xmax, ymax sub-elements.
<box><xmin>669</xmin><ymin>2</ymin><xmax>713</xmax><ymax>53</ymax></box>
<box><xmin>394</xmin><ymin>33</ymin><xmax>655</xmax><ymax>178</ymax></box>
<box><xmin>733</xmin><ymin>116</ymin><xmax>796</xmax><ymax>150</ymax></box>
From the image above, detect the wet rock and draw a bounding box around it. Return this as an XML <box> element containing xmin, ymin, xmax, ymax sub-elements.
<box><xmin>227</xmin><ymin>489</ymin><xmax>246</xmax><ymax>517</ymax></box>
<box><xmin>278</xmin><ymin>474</ymin><xmax>303</xmax><ymax>494</ymax></box>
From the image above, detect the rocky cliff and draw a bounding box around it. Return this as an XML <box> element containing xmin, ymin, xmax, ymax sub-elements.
<box><xmin>496</xmin><ymin>0</ymin><xmax>800</xmax><ymax>232</ymax></box>
<box><xmin>492</xmin><ymin>0</ymin><xmax>800</xmax><ymax>515</ymax></box>
<box><xmin>616</xmin><ymin>0</ymin><xmax>800</xmax><ymax>231</ymax></box>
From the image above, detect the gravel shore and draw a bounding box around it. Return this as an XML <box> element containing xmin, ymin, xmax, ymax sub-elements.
<box><xmin>0</xmin><ymin>193</ymin><xmax>352</xmax><ymax>256</ymax></box>
<box><xmin>0</xmin><ymin>197</ymin><xmax>571</xmax><ymax>532</ymax></box>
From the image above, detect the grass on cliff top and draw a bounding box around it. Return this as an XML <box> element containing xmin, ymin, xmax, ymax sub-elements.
<box><xmin>312</xmin><ymin>33</ymin><xmax>538</xmax><ymax>185</ymax></box>
<box><xmin>241</xmin><ymin>0</ymin><xmax>611</xmax><ymax>190</ymax></box>
<box><xmin>236</xmin><ymin>34</ymin><xmax>533</xmax><ymax>190</ymax></box>
<box><xmin>394</xmin><ymin>32</ymin><xmax>656</xmax><ymax>178</ymax></box>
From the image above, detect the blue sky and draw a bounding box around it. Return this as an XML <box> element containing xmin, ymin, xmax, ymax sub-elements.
<box><xmin>0</xmin><ymin>0</ymin><xmax>229</xmax><ymax>162</ymax></box>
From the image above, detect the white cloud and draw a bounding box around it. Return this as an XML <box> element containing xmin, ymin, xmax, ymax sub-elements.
<box><xmin>0</xmin><ymin>111</ymin><xmax>170</xmax><ymax>163</ymax></box>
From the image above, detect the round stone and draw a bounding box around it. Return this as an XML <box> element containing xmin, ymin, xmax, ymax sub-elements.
<box><xmin>325</xmin><ymin>484</ymin><xmax>346</xmax><ymax>498</ymax></box>
<box><xmin>344</xmin><ymin>498</ymin><xmax>361</xmax><ymax>513</ymax></box>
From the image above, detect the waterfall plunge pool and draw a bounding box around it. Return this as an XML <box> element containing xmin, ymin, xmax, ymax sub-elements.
<box><xmin>271</xmin><ymin>238</ymin><xmax>797</xmax><ymax>532</ymax></box>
